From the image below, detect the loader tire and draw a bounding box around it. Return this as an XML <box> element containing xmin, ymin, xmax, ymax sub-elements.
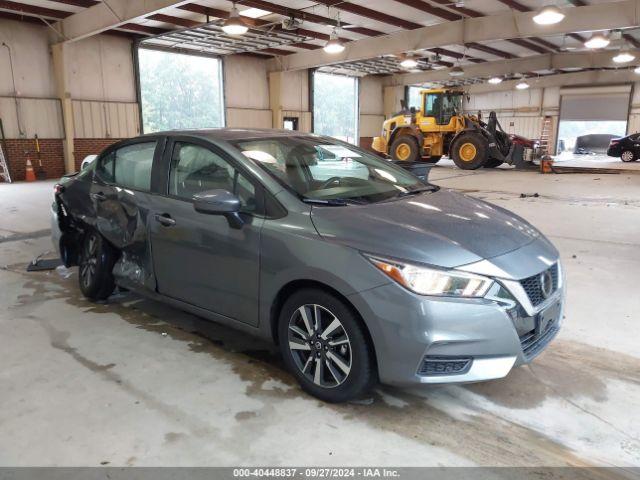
<box><xmin>390</xmin><ymin>136</ymin><xmax>421</xmax><ymax>163</ymax></box>
<box><xmin>451</xmin><ymin>133</ymin><xmax>488</xmax><ymax>170</ymax></box>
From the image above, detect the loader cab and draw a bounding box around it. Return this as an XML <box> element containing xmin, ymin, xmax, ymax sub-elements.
<box><xmin>421</xmin><ymin>90</ymin><xmax>464</xmax><ymax>126</ymax></box>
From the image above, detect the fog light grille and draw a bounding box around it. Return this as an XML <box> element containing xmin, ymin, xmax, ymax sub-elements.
<box><xmin>418</xmin><ymin>356</ymin><xmax>472</xmax><ymax>376</ymax></box>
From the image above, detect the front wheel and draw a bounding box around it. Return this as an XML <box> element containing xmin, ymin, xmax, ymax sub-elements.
<box><xmin>621</xmin><ymin>150</ymin><xmax>636</xmax><ymax>162</ymax></box>
<box><xmin>79</xmin><ymin>230</ymin><xmax>117</xmax><ymax>301</ymax></box>
<box><xmin>390</xmin><ymin>135</ymin><xmax>421</xmax><ymax>163</ymax></box>
<box><xmin>451</xmin><ymin>133</ymin><xmax>488</xmax><ymax>170</ymax></box>
<box><xmin>278</xmin><ymin>289</ymin><xmax>377</xmax><ymax>403</ymax></box>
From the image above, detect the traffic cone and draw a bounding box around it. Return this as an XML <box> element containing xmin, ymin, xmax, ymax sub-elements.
<box><xmin>25</xmin><ymin>158</ymin><xmax>36</xmax><ymax>182</ymax></box>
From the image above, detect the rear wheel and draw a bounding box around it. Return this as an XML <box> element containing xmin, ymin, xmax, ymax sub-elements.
<box><xmin>390</xmin><ymin>135</ymin><xmax>421</xmax><ymax>163</ymax></box>
<box><xmin>451</xmin><ymin>133</ymin><xmax>488</xmax><ymax>170</ymax></box>
<box><xmin>79</xmin><ymin>230</ymin><xmax>117</xmax><ymax>301</ymax></box>
<box><xmin>621</xmin><ymin>150</ymin><xmax>636</xmax><ymax>162</ymax></box>
<box><xmin>278</xmin><ymin>289</ymin><xmax>376</xmax><ymax>403</ymax></box>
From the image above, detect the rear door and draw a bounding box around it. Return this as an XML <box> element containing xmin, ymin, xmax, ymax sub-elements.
<box><xmin>91</xmin><ymin>137</ymin><xmax>165</xmax><ymax>289</ymax></box>
<box><xmin>148</xmin><ymin>137</ymin><xmax>264</xmax><ymax>326</ymax></box>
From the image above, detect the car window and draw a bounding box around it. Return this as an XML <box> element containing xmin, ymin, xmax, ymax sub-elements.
<box><xmin>169</xmin><ymin>142</ymin><xmax>256</xmax><ymax>212</ymax></box>
<box><xmin>95</xmin><ymin>142</ymin><xmax>156</xmax><ymax>191</ymax></box>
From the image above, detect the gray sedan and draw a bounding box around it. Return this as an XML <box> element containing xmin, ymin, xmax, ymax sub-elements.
<box><xmin>51</xmin><ymin>129</ymin><xmax>564</xmax><ymax>403</ymax></box>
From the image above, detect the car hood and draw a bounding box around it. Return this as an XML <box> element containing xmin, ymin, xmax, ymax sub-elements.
<box><xmin>310</xmin><ymin>189</ymin><xmax>541</xmax><ymax>269</ymax></box>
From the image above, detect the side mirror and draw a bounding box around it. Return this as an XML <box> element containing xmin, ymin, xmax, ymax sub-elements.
<box><xmin>193</xmin><ymin>189</ymin><xmax>244</xmax><ymax>229</ymax></box>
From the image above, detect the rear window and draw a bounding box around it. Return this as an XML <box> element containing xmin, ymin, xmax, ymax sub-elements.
<box><xmin>96</xmin><ymin>142</ymin><xmax>157</xmax><ymax>191</ymax></box>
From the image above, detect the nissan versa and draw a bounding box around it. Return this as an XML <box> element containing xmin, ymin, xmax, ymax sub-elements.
<box><xmin>51</xmin><ymin>129</ymin><xmax>564</xmax><ymax>403</ymax></box>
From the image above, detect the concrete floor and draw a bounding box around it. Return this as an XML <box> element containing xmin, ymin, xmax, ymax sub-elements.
<box><xmin>1</xmin><ymin>167</ymin><xmax>640</xmax><ymax>469</ymax></box>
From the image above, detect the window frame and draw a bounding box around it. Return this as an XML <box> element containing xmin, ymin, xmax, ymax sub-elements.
<box><xmin>92</xmin><ymin>136</ymin><xmax>167</xmax><ymax>194</ymax></box>
<box><xmin>158</xmin><ymin>136</ymin><xmax>269</xmax><ymax>218</ymax></box>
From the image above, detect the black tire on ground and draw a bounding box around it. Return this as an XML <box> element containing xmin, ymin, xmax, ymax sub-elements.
<box><xmin>423</xmin><ymin>155</ymin><xmax>442</xmax><ymax>164</ymax></box>
<box><xmin>484</xmin><ymin>158</ymin><xmax>503</xmax><ymax>168</ymax></box>
<box><xmin>451</xmin><ymin>133</ymin><xmax>489</xmax><ymax>170</ymax></box>
<box><xmin>390</xmin><ymin>135</ymin><xmax>421</xmax><ymax>163</ymax></box>
<box><xmin>278</xmin><ymin>288</ymin><xmax>377</xmax><ymax>403</ymax></box>
<box><xmin>621</xmin><ymin>150</ymin><xmax>636</xmax><ymax>162</ymax></box>
<box><xmin>78</xmin><ymin>230</ymin><xmax>117</xmax><ymax>301</ymax></box>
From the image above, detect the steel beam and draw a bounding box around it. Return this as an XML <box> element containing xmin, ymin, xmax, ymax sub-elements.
<box><xmin>52</xmin><ymin>0</ymin><xmax>192</xmax><ymax>42</ymax></box>
<box><xmin>387</xmin><ymin>50</ymin><xmax>640</xmax><ymax>85</ymax></box>
<box><xmin>269</xmin><ymin>0</ymin><xmax>640</xmax><ymax>72</ymax></box>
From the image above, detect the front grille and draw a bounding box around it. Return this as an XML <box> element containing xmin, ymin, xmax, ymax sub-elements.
<box><xmin>519</xmin><ymin>263</ymin><xmax>559</xmax><ymax>307</ymax></box>
<box><xmin>519</xmin><ymin>322</ymin><xmax>559</xmax><ymax>361</ymax></box>
<box><xmin>418</xmin><ymin>356</ymin><xmax>472</xmax><ymax>376</ymax></box>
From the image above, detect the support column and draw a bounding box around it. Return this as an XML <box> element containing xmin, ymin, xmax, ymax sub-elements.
<box><xmin>52</xmin><ymin>43</ymin><xmax>75</xmax><ymax>174</ymax></box>
<box><xmin>269</xmin><ymin>71</ymin><xmax>283</xmax><ymax>130</ymax></box>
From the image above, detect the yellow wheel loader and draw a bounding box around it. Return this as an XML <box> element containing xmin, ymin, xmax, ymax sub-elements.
<box><xmin>372</xmin><ymin>88</ymin><xmax>524</xmax><ymax>170</ymax></box>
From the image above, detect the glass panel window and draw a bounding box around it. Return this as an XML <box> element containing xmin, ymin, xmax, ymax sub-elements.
<box><xmin>138</xmin><ymin>48</ymin><xmax>225</xmax><ymax>132</ymax></box>
<box><xmin>407</xmin><ymin>86</ymin><xmax>422</xmax><ymax>110</ymax></box>
<box><xmin>169</xmin><ymin>142</ymin><xmax>256</xmax><ymax>212</ymax></box>
<box><xmin>113</xmin><ymin>142</ymin><xmax>156</xmax><ymax>191</ymax></box>
<box><xmin>313</xmin><ymin>72</ymin><xmax>359</xmax><ymax>144</ymax></box>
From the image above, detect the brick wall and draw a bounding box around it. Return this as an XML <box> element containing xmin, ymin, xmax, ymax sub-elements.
<box><xmin>73</xmin><ymin>138</ymin><xmax>123</xmax><ymax>170</ymax></box>
<box><xmin>2</xmin><ymin>139</ymin><xmax>65</xmax><ymax>181</ymax></box>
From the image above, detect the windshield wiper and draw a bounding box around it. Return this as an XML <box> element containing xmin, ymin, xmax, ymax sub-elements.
<box><xmin>394</xmin><ymin>185</ymin><xmax>439</xmax><ymax>197</ymax></box>
<box><xmin>302</xmin><ymin>197</ymin><xmax>367</xmax><ymax>206</ymax></box>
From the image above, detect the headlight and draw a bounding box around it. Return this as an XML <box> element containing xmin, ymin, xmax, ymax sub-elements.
<box><xmin>365</xmin><ymin>254</ymin><xmax>494</xmax><ymax>297</ymax></box>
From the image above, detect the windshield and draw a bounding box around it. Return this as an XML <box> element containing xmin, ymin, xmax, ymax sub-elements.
<box><xmin>231</xmin><ymin>136</ymin><xmax>430</xmax><ymax>204</ymax></box>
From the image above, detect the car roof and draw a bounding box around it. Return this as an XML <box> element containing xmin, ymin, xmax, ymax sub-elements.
<box><xmin>142</xmin><ymin>128</ymin><xmax>313</xmax><ymax>142</ymax></box>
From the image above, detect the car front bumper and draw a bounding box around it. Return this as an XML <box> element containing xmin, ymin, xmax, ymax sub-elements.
<box><xmin>348</xmin><ymin>258</ymin><xmax>565</xmax><ymax>387</ymax></box>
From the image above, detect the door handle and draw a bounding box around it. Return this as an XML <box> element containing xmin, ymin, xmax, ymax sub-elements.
<box><xmin>154</xmin><ymin>213</ymin><xmax>176</xmax><ymax>227</ymax></box>
<box><xmin>90</xmin><ymin>192</ymin><xmax>106</xmax><ymax>201</ymax></box>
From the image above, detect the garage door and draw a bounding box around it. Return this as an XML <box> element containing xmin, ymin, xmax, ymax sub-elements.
<box><xmin>560</xmin><ymin>86</ymin><xmax>631</xmax><ymax>121</ymax></box>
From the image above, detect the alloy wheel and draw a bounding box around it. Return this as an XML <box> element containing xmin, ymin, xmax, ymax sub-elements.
<box><xmin>80</xmin><ymin>234</ymin><xmax>98</xmax><ymax>289</ymax></box>
<box><xmin>287</xmin><ymin>304</ymin><xmax>352</xmax><ymax>388</ymax></box>
<box><xmin>621</xmin><ymin>151</ymin><xmax>634</xmax><ymax>162</ymax></box>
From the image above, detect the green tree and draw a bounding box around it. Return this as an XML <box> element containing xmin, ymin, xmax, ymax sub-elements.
<box><xmin>313</xmin><ymin>72</ymin><xmax>358</xmax><ymax>143</ymax></box>
<box><xmin>139</xmin><ymin>49</ymin><xmax>224</xmax><ymax>133</ymax></box>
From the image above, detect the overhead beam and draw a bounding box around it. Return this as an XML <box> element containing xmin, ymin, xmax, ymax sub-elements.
<box><xmin>466</xmin><ymin>68</ymin><xmax>638</xmax><ymax>93</ymax></box>
<box><xmin>269</xmin><ymin>0</ymin><xmax>640</xmax><ymax>72</ymax></box>
<box><xmin>388</xmin><ymin>50</ymin><xmax>640</xmax><ymax>85</ymax></box>
<box><xmin>52</xmin><ymin>0</ymin><xmax>192</xmax><ymax>42</ymax></box>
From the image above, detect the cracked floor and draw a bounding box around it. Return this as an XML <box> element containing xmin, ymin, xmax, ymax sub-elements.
<box><xmin>1</xmin><ymin>167</ymin><xmax>639</xmax><ymax>471</ymax></box>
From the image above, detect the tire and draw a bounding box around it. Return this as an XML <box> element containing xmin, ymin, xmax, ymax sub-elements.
<box><xmin>278</xmin><ymin>288</ymin><xmax>377</xmax><ymax>403</ymax></box>
<box><xmin>78</xmin><ymin>230</ymin><xmax>117</xmax><ymax>301</ymax></box>
<box><xmin>484</xmin><ymin>158</ymin><xmax>503</xmax><ymax>168</ymax></box>
<box><xmin>621</xmin><ymin>150</ymin><xmax>636</xmax><ymax>162</ymax></box>
<box><xmin>390</xmin><ymin>135</ymin><xmax>421</xmax><ymax>163</ymax></box>
<box><xmin>423</xmin><ymin>155</ymin><xmax>442</xmax><ymax>164</ymax></box>
<box><xmin>451</xmin><ymin>133</ymin><xmax>488</xmax><ymax>170</ymax></box>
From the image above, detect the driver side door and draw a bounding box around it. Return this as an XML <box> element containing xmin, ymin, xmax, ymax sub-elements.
<box><xmin>149</xmin><ymin>138</ymin><xmax>264</xmax><ymax>326</ymax></box>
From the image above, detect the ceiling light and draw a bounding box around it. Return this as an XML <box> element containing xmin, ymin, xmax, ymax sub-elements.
<box><xmin>585</xmin><ymin>33</ymin><xmax>610</xmax><ymax>49</ymax></box>
<box><xmin>400</xmin><ymin>54</ymin><xmax>418</xmax><ymax>69</ymax></box>
<box><xmin>516</xmin><ymin>80</ymin><xmax>530</xmax><ymax>90</ymax></box>
<box><xmin>239</xmin><ymin>7</ymin><xmax>271</xmax><ymax>19</ymax></box>
<box><xmin>634</xmin><ymin>66</ymin><xmax>640</xmax><ymax>74</ymax></box>
<box><xmin>488</xmin><ymin>76</ymin><xmax>503</xmax><ymax>84</ymax></box>
<box><xmin>533</xmin><ymin>5</ymin><xmax>565</xmax><ymax>25</ymax></box>
<box><xmin>324</xmin><ymin>29</ymin><xmax>345</xmax><ymax>54</ymax></box>
<box><xmin>222</xmin><ymin>4</ymin><xmax>249</xmax><ymax>35</ymax></box>
<box><xmin>613</xmin><ymin>50</ymin><xmax>636</xmax><ymax>63</ymax></box>
<box><xmin>449</xmin><ymin>65</ymin><xmax>464</xmax><ymax>77</ymax></box>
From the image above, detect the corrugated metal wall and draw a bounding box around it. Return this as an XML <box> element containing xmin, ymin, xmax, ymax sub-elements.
<box><xmin>0</xmin><ymin>97</ymin><xmax>63</xmax><ymax>138</ymax></box>
<box><xmin>226</xmin><ymin>108</ymin><xmax>272</xmax><ymax>129</ymax></box>
<box><xmin>72</xmin><ymin>100</ymin><xmax>140</xmax><ymax>139</ymax></box>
